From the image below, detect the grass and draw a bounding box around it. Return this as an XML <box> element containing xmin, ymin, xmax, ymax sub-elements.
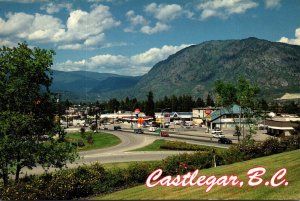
<box><xmin>131</xmin><ymin>139</ymin><xmax>226</xmax><ymax>152</ymax></box>
<box><xmin>65</xmin><ymin>132</ymin><xmax>121</xmax><ymax>151</ymax></box>
<box><xmin>94</xmin><ymin>149</ymin><xmax>300</xmax><ymax>200</ymax></box>
<box><xmin>131</xmin><ymin>139</ymin><xmax>167</xmax><ymax>151</ymax></box>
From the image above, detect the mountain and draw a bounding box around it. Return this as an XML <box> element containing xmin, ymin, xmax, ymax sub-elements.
<box><xmin>50</xmin><ymin>70</ymin><xmax>140</xmax><ymax>101</ymax></box>
<box><xmin>51</xmin><ymin>37</ymin><xmax>300</xmax><ymax>102</ymax></box>
<box><xmin>129</xmin><ymin>37</ymin><xmax>300</xmax><ymax>100</ymax></box>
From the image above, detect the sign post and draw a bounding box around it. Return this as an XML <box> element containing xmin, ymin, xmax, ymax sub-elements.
<box><xmin>134</xmin><ymin>108</ymin><xmax>140</xmax><ymax>128</ymax></box>
<box><xmin>205</xmin><ymin>109</ymin><xmax>212</xmax><ymax>133</ymax></box>
<box><xmin>164</xmin><ymin>112</ymin><xmax>170</xmax><ymax>128</ymax></box>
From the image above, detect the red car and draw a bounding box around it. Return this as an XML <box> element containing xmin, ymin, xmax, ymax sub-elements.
<box><xmin>160</xmin><ymin>131</ymin><xmax>169</xmax><ymax>137</ymax></box>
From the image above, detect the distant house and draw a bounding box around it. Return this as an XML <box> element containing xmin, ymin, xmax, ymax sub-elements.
<box><xmin>206</xmin><ymin>104</ymin><xmax>249</xmax><ymax>129</ymax></box>
<box><xmin>275</xmin><ymin>93</ymin><xmax>300</xmax><ymax>103</ymax></box>
<box><xmin>155</xmin><ymin>112</ymin><xmax>192</xmax><ymax>125</ymax></box>
<box><xmin>264</xmin><ymin>119</ymin><xmax>299</xmax><ymax>137</ymax></box>
<box><xmin>192</xmin><ymin>107</ymin><xmax>220</xmax><ymax>126</ymax></box>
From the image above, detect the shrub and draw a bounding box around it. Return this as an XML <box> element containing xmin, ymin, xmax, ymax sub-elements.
<box><xmin>160</xmin><ymin>141</ymin><xmax>210</xmax><ymax>151</ymax></box>
<box><xmin>160</xmin><ymin>151</ymin><xmax>212</xmax><ymax>175</ymax></box>
<box><xmin>77</xmin><ymin>139</ymin><xmax>85</xmax><ymax>147</ymax></box>
<box><xmin>127</xmin><ymin>162</ymin><xmax>153</xmax><ymax>183</ymax></box>
<box><xmin>218</xmin><ymin>145</ymin><xmax>244</xmax><ymax>165</ymax></box>
<box><xmin>282</xmin><ymin>134</ymin><xmax>300</xmax><ymax>150</ymax></box>
<box><xmin>237</xmin><ymin>139</ymin><xmax>263</xmax><ymax>160</ymax></box>
<box><xmin>80</xmin><ymin>127</ymin><xmax>86</xmax><ymax>137</ymax></box>
<box><xmin>86</xmin><ymin>133</ymin><xmax>94</xmax><ymax>144</ymax></box>
<box><xmin>261</xmin><ymin>137</ymin><xmax>285</xmax><ymax>155</ymax></box>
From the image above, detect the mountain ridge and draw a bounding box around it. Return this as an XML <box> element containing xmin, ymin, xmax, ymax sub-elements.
<box><xmin>51</xmin><ymin>37</ymin><xmax>300</xmax><ymax>102</ymax></box>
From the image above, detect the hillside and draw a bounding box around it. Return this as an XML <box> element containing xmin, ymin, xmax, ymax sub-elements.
<box><xmin>50</xmin><ymin>70</ymin><xmax>140</xmax><ymax>101</ymax></box>
<box><xmin>131</xmin><ymin>37</ymin><xmax>300</xmax><ymax>100</ymax></box>
<box><xmin>51</xmin><ymin>37</ymin><xmax>300</xmax><ymax>101</ymax></box>
<box><xmin>94</xmin><ymin>149</ymin><xmax>300</xmax><ymax>200</ymax></box>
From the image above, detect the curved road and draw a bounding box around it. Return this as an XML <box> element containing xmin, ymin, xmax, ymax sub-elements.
<box><xmin>20</xmin><ymin>129</ymin><xmax>228</xmax><ymax>176</ymax></box>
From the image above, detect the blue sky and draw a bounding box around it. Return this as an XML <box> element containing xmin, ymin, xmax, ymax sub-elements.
<box><xmin>0</xmin><ymin>0</ymin><xmax>300</xmax><ymax>76</ymax></box>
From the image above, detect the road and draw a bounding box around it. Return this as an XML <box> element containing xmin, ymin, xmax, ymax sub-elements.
<box><xmin>20</xmin><ymin>125</ymin><xmax>232</xmax><ymax>177</ymax></box>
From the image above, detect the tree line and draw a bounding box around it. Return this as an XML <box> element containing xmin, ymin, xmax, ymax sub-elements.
<box><xmin>67</xmin><ymin>93</ymin><xmax>216</xmax><ymax>117</ymax></box>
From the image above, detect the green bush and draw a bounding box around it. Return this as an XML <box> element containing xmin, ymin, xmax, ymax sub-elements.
<box><xmin>127</xmin><ymin>162</ymin><xmax>153</xmax><ymax>183</ymax></box>
<box><xmin>0</xmin><ymin>163</ymin><xmax>107</xmax><ymax>200</ymax></box>
<box><xmin>86</xmin><ymin>133</ymin><xmax>94</xmax><ymax>144</ymax></box>
<box><xmin>237</xmin><ymin>139</ymin><xmax>264</xmax><ymax>160</ymax></box>
<box><xmin>281</xmin><ymin>135</ymin><xmax>300</xmax><ymax>150</ymax></box>
<box><xmin>77</xmin><ymin>139</ymin><xmax>85</xmax><ymax>147</ymax></box>
<box><xmin>160</xmin><ymin>141</ymin><xmax>210</xmax><ymax>151</ymax></box>
<box><xmin>218</xmin><ymin>145</ymin><xmax>245</xmax><ymax>165</ymax></box>
<box><xmin>160</xmin><ymin>151</ymin><xmax>212</xmax><ymax>175</ymax></box>
<box><xmin>261</xmin><ymin>137</ymin><xmax>285</xmax><ymax>155</ymax></box>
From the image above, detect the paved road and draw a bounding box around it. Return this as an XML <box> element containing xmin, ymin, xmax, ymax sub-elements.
<box><xmin>20</xmin><ymin>130</ymin><xmax>195</xmax><ymax>176</ymax></box>
<box><xmin>19</xmin><ymin>125</ymin><xmax>232</xmax><ymax>177</ymax></box>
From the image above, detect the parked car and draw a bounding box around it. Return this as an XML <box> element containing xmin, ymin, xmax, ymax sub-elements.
<box><xmin>213</xmin><ymin>133</ymin><xmax>225</xmax><ymax>138</ymax></box>
<box><xmin>211</xmin><ymin>128</ymin><xmax>223</xmax><ymax>134</ymax></box>
<box><xmin>134</xmin><ymin>128</ymin><xmax>144</xmax><ymax>134</ymax></box>
<box><xmin>114</xmin><ymin>126</ymin><xmax>121</xmax><ymax>130</ymax></box>
<box><xmin>218</xmin><ymin>137</ymin><xmax>232</xmax><ymax>144</ymax></box>
<box><xmin>149</xmin><ymin>126</ymin><xmax>157</xmax><ymax>132</ymax></box>
<box><xmin>160</xmin><ymin>131</ymin><xmax>169</xmax><ymax>137</ymax></box>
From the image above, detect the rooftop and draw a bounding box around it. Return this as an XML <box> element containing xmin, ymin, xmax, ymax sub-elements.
<box><xmin>275</xmin><ymin>93</ymin><xmax>300</xmax><ymax>100</ymax></box>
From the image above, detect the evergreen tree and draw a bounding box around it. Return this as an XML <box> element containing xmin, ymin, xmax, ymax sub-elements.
<box><xmin>195</xmin><ymin>97</ymin><xmax>205</xmax><ymax>107</ymax></box>
<box><xmin>145</xmin><ymin>91</ymin><xmax>155</xmax><ymax>117</ymax></box>
<box><xmin>206</xmin><ymin>93</ymin><xmax>215</xmax><ymax>107</ymax></box>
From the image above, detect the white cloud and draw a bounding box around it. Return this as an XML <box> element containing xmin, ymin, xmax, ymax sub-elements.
<box><xmin>90</xmin><ymin>54</ymin><xmax>129</xmax><ymax>66</ymax></box>
<box><xmin>57</xmin><ymin>43</ymin><xmax>84</xmax><ymax>50</ymax></box>
<box><xmin>101</xmin><ymin>42</ymin><xmax>130</xmax><ymax>49</ymax></box>
<box><xmin>40</xmin><ymin>3</ymin><xmax>72</xmax><ymax>14</ymax></box>
<box><xmin>140</xmin><ymin>22</ymin><xmax>170</xmax><ymax>35</ymax></box>
<box><xmin>197</xmin><ymin>0</ymin><xmax>258</xmax><ymax>20</ymax></box>
<box><xmin>63</xmin><ymin>5</ymin><xmax>120</xmax><ymax>42</ymax></box>
<box><xmin>55</xmin><ymin>44</ymin><xmax>192</xmax><ymax>75</ymax></box>
<box><xmin>278</xmin><ymin>28</ymin><xmax>300</xmax><ymax>46</ymax></box>
<box><xmin>126</xmin><ymin>10</ymin><xmax>148</xmax><ymax>26</ymax></box>
<box><xmin>144</xmin><ymin>3</ymin><xmax>183</xmax><ymax>22</ymax></box>
<box><xmin>0</xmin><ymin>5</ymin><xmax>120</xmax><ymax>49</ymax></box>
<box><xmin>84</xmin><ymin>34</ymin><xmax>105</xmax><ymax>46</ymax></box>
<box><xmin>0</xmin><ymin>39</ymin><xmax>17</xmax><ymax>47</ymax></box>
<box><xmin>131</xmin><ymin>44</ymin><xmax>191</xmax><ymax>66</ymax></box>
<box><xmin>125</xmin><ymin>3</ymin><xmax>193</xmax><ymax>34</ymax></box>
<box><xmin>265</xmin><ymin>0</ymin><xmax>281</xmax><ymax>9</ymax></box>
<box><xmin>124</xmin><ymin>10</ymin><xmax>148</xmax><ymax>32</ymax></box>
<box><xmin>0</xmin><ymin>12</ymin><xmax>64</xmax><ymax>42</ymax></box>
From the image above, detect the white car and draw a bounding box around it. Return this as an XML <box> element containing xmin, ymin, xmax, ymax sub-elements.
<box><xmin>213</xmin><ymin>133</ymin><xmax>225</xmax><ymax>138</ymax></box>
<box><xmin>211</xmin><ymin>128</ymin><xmax>223</xmax><ymax>134</ymax></box>
<box><xmin>149</xmin><ymin>126</ymin><xmax>157</xmax><ymax>132</ymax></box>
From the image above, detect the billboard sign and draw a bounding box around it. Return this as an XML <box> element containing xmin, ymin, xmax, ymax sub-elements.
<box><xmin>164</xmin><ymin>112</ymin><xmax>170</xmax><ymax>123</ymax></box>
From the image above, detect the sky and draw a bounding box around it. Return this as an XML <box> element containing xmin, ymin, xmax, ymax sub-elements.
<box><xmin>0</xmin><ymin>0</ymin><xmax>300</xmax><ymax>76</ymax></box>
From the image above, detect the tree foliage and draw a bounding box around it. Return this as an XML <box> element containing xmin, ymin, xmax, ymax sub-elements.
<box><xmin>0</xmin><ymin>43</ymin><xmax>77</xmax><ymax>185</ymax></box>
<box><xmin>213</xmin><ymin>76</ymin><xmax>260</xmax><ymax>139</ymax></box>
<box><xmin>214</xmin><ymin>76</ymin><xmax>260</xmax><ymax>109</ymax></box>
<box><xmin>144</xmin><ymin>91</ymin><xmax>155</xmax><ymax>117</ymax></box>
